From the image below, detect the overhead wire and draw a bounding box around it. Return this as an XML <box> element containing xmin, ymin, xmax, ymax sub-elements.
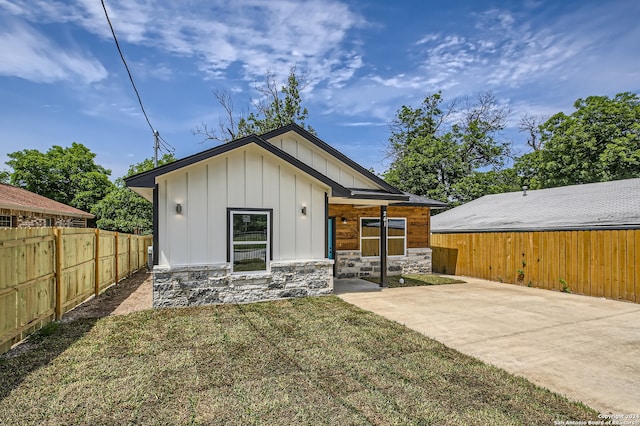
<box><xmin>100</xmin><ymin>0</ymin><xmax>175</xmax><ymax>155</ymax></box>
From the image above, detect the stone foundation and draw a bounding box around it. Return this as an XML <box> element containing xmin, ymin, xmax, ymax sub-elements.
<box><xmin>335</xmin><ymin>248</ymin><xmax>432</xmax><ymax>278</ymax></box>
<box><xmin>152</xmin><ymin>259</ymin><xmax>334</xmax><ymax>308</ymax></box>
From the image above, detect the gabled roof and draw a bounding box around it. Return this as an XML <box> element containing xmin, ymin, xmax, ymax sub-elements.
<box><xmin>125</xmin><ymin>125</ymin><xmax>448</xmax><ymax>207</ymax></box>
<box><xmin>261</xmin><ymin>123</ymin><xmax>404</xmax><ymax>195</ymax></box>
<box><xmin>431</xmin><ymin>178</ymin><xmax>640</xmax><ymax>233</ymax></box>
<box><xmin>125</xmin><ymin>134</ymin><xmax>351</xmax><ymax>198</ymax></box>
<box><xmin>0</xmin><ymin>183</ymin><xmax>94</xmax><ymax>219</ymax></box>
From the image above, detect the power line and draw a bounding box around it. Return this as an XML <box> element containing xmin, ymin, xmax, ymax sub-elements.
<box><xmin>100</xmin><ymin>0</ymin><xmax>164</xmax><ymax>143</ymax></box>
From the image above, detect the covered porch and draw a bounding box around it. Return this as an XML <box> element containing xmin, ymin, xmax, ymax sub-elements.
<box><xmin>327</xmin><ymin>192</ymin><xmax>445</xmax><ymax>285</ymax></box>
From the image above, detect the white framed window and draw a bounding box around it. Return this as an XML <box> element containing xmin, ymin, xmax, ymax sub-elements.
<box><xmin>360</xmin><ymin>217</ymin><xmax>406</xmax><ymax>257</ymax></box>
<box><xmin>0</xmin><ymin>215</ymin><xmax>13</xmax><ymax>227</ymax></box>
<box><xmin>228</xmin><ymin>209</ymin><xmax>272</xmax><ymax>273</ymax></box>
<box><xmin>387</xmin><ymin>218</ymin><xmax>407</xmax><ymax>256</ymax></box>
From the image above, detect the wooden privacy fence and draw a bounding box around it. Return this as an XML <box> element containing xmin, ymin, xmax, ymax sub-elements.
<box><xmin>0</xmin><ymin>228</ymin><xmax>152</xmax><ymax>354</ymax></box>
<box><xmin>432</xmin><ymin>230</ymin><xmax>640</xmax><ymax>303</ymax></box>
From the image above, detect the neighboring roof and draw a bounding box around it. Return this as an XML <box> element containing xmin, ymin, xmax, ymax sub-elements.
<box><xmin>0</xmin><ymin>183</ymin><xmax>95</xmax><ymax>219</ymax></box>
<box><xmin>125</xmin><ymin>126</ymin><xmax>425</xmax><ymax>204</ymax></box>
<box><xmin>431</xmin><ymin>178</ymin><xmax>640</xmax><ymax>233</ymax></box>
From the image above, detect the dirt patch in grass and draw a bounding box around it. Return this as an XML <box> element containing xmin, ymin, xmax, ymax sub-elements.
<box><xmin>362</xmin><ymin>273</ymin><xmax>466</xmax><ymax>288</ymax></box>
<box><xmin>0</xmin><ymin>296</ymin><xmax>596</xmax><ymax>425</ymax></box>
<box><xmin>61</xmin><ymin>270</ymin><xmax>152</xmax><ymax>322</ymax></box>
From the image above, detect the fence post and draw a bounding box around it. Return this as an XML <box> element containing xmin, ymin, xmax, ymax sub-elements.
<box><xmin>114</xmin><ymin>232</ymin><xmax>119</xmax><ymax>284</ymax></box>
<box><xmin>94</xmin><ymin>228</ymin><xmax>100</xmax><ymax>296</ymax></box>
<box><xmin>54</xmin><ymin>228</ymin><xmax>63</xmax><ymax>320</ymax></box>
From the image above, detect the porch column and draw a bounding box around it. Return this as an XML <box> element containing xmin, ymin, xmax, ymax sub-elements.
<box><xmin>380</xmin><ymin>205</ymin><xmax>388</xmax><ymax>287</ymax></box>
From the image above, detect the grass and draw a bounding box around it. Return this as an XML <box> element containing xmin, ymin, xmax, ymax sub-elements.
<box><xmin>362</xmin><ymin>273</ymin><xmax>466</xmax><ymax>288</ymax></box>
<box><xmin>0</xmin><ymin>297</ymin><xmax>595</xmax><ymax>425</ymax></box>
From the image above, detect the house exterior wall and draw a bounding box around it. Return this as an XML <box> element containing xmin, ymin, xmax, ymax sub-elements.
<box><xmin>153</xmin><ymin>144</ymin><xmax>333</xmax><ymax>307</ymax></box>
<box><xmin>266</xmin><ymin>131</ymin><xmax>380</xmax><ymax>190</ymax></box>
<box><xmin>0</xmin><ymin>208</ymin><xmax>87</xmax><ymax>228</ymax></box>
<box><xmin>328</xmin><ymin>204</ymin><xmax>432</xmax><ymax>278</ymax></box>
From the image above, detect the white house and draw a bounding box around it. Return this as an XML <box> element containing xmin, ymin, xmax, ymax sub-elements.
<box><xmin>125</xmin><ymin>124</ymin><xmax>445</xmax><ymax>307</ymax></box>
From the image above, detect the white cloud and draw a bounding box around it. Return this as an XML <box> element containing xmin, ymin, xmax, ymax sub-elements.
<box><xmin>0</xmin><ymin>19</ymin><xmax>107</xmax><ymax>83</ymax></box>
<box><xmin>1</xmin><ymin>0</ymin><xmax>366</xmax><ymax>88</ymax></box>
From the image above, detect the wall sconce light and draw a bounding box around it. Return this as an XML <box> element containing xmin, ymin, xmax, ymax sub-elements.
<box><xmin>341</xmin><ymin>216</ymin><xmax>347</xmax><ymax>224</ymax></box>
<box><xmin>176</xmin><ymin>203</ymin><xmax>182</xmax><ymax>214</ymax></box>
<box><xmin>301</xmin><ymin>206</ymin><xmax>307</xmax><ymax>216</ymax></box>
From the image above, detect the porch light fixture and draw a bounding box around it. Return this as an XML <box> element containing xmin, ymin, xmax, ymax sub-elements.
<box><xmin>341</xmin><ymin>216</ymin><xmax>347</xmax><ymax>224</ymax></box>
<box><xmin>301</xmin><ymin>206</ymin><xmax>307</xmax><ymax>216</ymax></box>
<box><xmin>176</xmin><ymin>203</ymin><xmax>182</xmax><ymax>214</ymax></box>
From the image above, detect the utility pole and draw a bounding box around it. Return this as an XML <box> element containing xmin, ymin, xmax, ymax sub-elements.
<box><xmin>153</xmin><ymin>130</ymin><xmax>159</xmax><ymax>167</ymax></box>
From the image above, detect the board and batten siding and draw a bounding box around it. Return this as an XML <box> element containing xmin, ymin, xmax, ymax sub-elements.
<box><xmin>156</xmin><ymin>145</ymin><xmax>329</xmax><ymax>267</ymax></box>
<box><xmin>266</xmin><ymin>131</ymin><xmax>379</xmax><ymax>190</ymax></box>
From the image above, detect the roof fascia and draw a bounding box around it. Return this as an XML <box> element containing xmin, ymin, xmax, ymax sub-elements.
<box><xmin>124</xmin><ymin>134</ymin><xmax>351</xmax><ymax>198</ymax></box>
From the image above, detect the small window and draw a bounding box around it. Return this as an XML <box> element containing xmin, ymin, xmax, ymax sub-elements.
<box><xmin>360</xmin><ymin>217</ymin><xmax>406</xmax><ymax>257</ymax></box>
<box><xmin>229</xmin><ymin>210</ymin><xmax>271</xmax><ymax>273</ymax></box>
<box><xmin>0</xmin><ymin>215</ymin><xmax>13</xmax><ymax>227</ymax></box>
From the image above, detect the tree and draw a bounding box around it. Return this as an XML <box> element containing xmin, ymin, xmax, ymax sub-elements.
<box><xmin>6</xmin><ymin>143</ymin><xmax>113</xmax><ymax>212</ymax></box>
<box><xmin>517</xmin><ymin>114</ymin><xmax>546</xmax><ymax>151</ymax></box>
<box><xmin>92</xmin><ymin>154</ymin><xmax>175</xmax><ymax>234</ymax></box>
<box><xmin>515</xmin><ymin>92</ymin><xmax>640</xmax><ymax>188</ymax></box>
<box><xmin>0</xmin><ymin>170</ymin><xmax>9</xmax><ymax>184</ymax></box>
<box><xmin>195</xmin><ymin>67</ymin><xmax>315</xmax><ymax>143</ymax></box>
<box><xmin>384</xmin><ymin>91</ymin><xmax>513</xmax><ymax>206</ymax></box>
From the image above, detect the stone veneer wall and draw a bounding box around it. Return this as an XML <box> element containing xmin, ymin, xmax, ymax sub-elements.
<box><xmin>152</xmin><ymin>259</ymin><xmax>333</xmax><ymax>307</ymax></box>
<box><xmin>335</xmin><ymin>248</ymin><xmax>432</xmax><ymax>278</ymax></box>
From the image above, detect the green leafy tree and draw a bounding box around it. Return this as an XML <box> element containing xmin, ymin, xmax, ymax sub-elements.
<box><xmin>6</xmin><ymin>143</ymin><xmax>113</xmax><ymax>212</ymax></box>
<box><xmin>92</xmin><ymin>154</ymin><xmax>175</xmax><ymax>234</ymax></box>
<box><xmin>195</xmin><ymin>67</ymin><xmax>315</xmax><ymax>142</ymax></box>
<box><xmin>384</xmin><ymin>92</ymin><xmax>513</xmax><ymax>207</ymax></box>
<box><xmin>515</xmin><ymin>92</ymin><xmax>640</xmax><ymax>188</ymax></box>
<box><xmin>0</xmin><ymin>170</ymin><xmax>9</xmax><ymax>184</ymax></box>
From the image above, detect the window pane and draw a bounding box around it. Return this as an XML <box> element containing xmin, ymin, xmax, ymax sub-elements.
<box><xmin>233</xmin><ymin>243</ymin><xmax>267</xmax><ymax>271</ymax></box>
<box><xmin>362</xmin><ymin>238</ymin><xmax>379</xmax><ymax>257</ymax></box>
<box><xmin>361</xmin><ymin>219</ymin><xmax>380</xmax><ymax>237</ymax></box>
<box><xmin>233</xmin><ymin>213</ymin><xmax>268</xmax><ymax>241</ymax></box>
<box><xmin>388</xmin><ymin>238</ymin><xmax>405</xmax><ymax>256</ymax></box>
<box><xmin>388</xmin><ymin>219</ymin><xmax>405</xmax><ymax>237</ymax></box>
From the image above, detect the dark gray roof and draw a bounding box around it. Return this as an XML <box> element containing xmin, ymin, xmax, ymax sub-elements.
<box><xmin>125</xmin><ymin>126</ymin><xmax>428</xmax><ymax>205</ymax></box>
<box><xmin>431</xmin><ymin>178</ymin><xmax>640</xmax><ymax>233</ymax></box>
<box><xmin>125</xmin><ymin>134</ymin><xmax>351</xmax><ymax>197</ymax></box>
<box><xmin>394</xmin><ymin>192</ymin><xmax>448</xmax><ymax>208</ymax></box>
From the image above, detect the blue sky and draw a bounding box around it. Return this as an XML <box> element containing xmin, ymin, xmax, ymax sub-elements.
<box><xmin>1</xmin><ymin>0</ymin><xmax>638</xmax><ymax>179</ymax></box>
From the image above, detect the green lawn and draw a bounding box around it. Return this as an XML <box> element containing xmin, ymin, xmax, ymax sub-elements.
<box><xmin>0</xmin><ymin>297</ymin><xmax>595</xmax><ymax>425</ymax></box>
<box><xmin>362</xmin><ymin>273</ymin><xmax>466</xmax><ymax>287</ymax></box>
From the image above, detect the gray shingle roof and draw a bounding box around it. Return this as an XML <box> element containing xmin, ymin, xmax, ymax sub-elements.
<box><xmin>431</xmin><ymin>178</ymin><xmax>640</xmax><ymax>233</ymax></box>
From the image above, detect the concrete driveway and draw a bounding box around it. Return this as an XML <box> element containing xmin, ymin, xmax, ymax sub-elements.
<box><xmin>335</xmin><ymin>276</ymin><xmax>640</xmax><ymax>414</ymax></box>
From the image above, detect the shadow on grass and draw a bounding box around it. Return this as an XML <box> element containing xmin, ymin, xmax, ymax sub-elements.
<box><xmin>0</xmin><ymin>318</ymin><xmax>98</xmax><ymax>401</ymax></box>
<box><xmin>0</xmin><ymin>271</ymin><xmax>149</xmax><ymax>401</ymax></box>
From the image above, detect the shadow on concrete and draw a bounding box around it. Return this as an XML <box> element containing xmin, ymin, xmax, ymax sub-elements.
<box><xmin>333</xmin><ymin>278</ymin><xmax>382</xmax><ymax>295</ymax></box>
